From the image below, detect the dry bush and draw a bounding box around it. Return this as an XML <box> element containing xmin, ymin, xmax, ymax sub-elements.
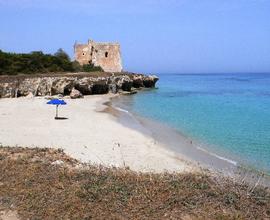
<box><xmin>0</xmin><ymin>147</ymin><xmax>269</xmax><ymax>220</ymax></box>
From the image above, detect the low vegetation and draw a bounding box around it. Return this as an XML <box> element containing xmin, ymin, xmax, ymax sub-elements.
<box><xmin>0</xmin><ymin>49</ymin><xmax>103</xmax><ymax>75</ymax></box>
<box><xmin>0</xmin><ymin>147</ymin><xmax>270</xmax><ymax>219</ymax></box>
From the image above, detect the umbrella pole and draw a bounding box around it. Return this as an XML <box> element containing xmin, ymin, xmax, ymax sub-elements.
<box><xmin>55</xmin><ymin>105</ymin><xmax>59</xmax><ymax>118</ymax></box>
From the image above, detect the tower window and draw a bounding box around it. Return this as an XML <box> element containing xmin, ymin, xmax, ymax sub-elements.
<box><xmin>105</xmin><ymin>52</ymin><xmax>108</xmax><ymax>58</ymax></box>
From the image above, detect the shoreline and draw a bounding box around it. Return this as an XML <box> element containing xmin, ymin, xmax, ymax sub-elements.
<box><xmin>0</xmin><ymin>95</ymin><xmax>196</xmax><ymax>173</ymax></box>
<box><xmin>1</xmin><ymin>93</ymin><xmax>270</xmax><ymax>187</ymax></box>
<box><xmin>108</xmin><ymin>94</ymin><xmax>270</xmax><ymax>187</ymax></box>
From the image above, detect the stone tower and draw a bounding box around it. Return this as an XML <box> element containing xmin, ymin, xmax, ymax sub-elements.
<box><xmin>74</xmin><ymin>39</ymin><xmax>123</xmax><ymax>72</ymax></box>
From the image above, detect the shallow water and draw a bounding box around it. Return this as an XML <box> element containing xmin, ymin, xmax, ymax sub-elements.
<box><xmin>113</xmin><ymin>73</ymin><xmax>270</xmax><ymax>174</ymax></box>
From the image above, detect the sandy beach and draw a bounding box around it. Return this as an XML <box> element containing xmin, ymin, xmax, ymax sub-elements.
<box><xmin>0</xmin><ymin>95</ymin><xmax>196</xmax><ymax>173</ymax></box>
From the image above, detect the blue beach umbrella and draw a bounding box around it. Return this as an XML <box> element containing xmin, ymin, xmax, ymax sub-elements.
<box><xmin>47</xmin><ymin>99</ymin><xmax>67</xmax><ymax>119</ymax></box>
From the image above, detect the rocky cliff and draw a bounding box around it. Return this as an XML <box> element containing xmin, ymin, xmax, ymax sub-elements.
<box><xmin>0</xmin><ymin>72</ymin><xmax>158</xmax><ymax>98</ymax></box>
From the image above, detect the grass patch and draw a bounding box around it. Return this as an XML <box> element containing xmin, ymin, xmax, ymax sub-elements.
<box><xmin>0</xmin><ymin>147</ymin><xmax>269</xmax><ymax>219</ymax></box>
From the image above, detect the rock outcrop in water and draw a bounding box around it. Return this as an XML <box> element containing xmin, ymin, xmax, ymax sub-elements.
<box><xmin>0</xmin><ymin>72</ymin><xmax>158</xmax><ymax>98</ymax></box>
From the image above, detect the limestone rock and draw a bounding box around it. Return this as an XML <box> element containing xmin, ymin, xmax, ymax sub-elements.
<box><xmin>92</xmin><ymin>82</ymin><xmax>109</xmax><ymax>94</ymax></box>
<box><xmin>36</xmin><ymin>78</ymin><xmax>52</xmax><ymax>96</ymax></box>
<box><xmin>113</xmin><ymin>75</ymin><xmax>133</xmax><ymax>91</ymax></box>
<box><xmin>45</xmin><ymin>94</ymin><xmax>64</xmax><ymax>100</ymax></box>
<box><xmin>143</xmin><ymin>75</ymin><xmax>159</xmax><ymax>88</ymax></box>
<box><xmin>108</xmin><ymin>84</ymin><xmax>118</xmax><ymax>94</ymax></box>
<box><xmin>70</xmin><ymin>88</ymin><xmax>83</xmax><ymax>99</ymax></box>
<box><xmin>0</xmin><ymin>83</ymin><xmax>16</xmax><ymax>98</ymax></box>
<box><xmin>26</xmin><ymin>92</ymin><xmax>34</xmax><ymax>99</ymax></box>
<box><xmin>51</xmin><ymin>78</ymin><xmax>74</xmax><ymax>96</ymax></box>
<box><xmin>74</xmin><ymin>78</ymin><xmax>93</xmax><ymax>95</ymax></box>
<box><xmin>0</xmin><ymin>72</ymin><xmax>159</xmax><ymax>98</ymax></box>
<box><xmin>132</xmin><ymin>75</ymin><xmax>144</xmax><ymax>88</ymax></box>
<box><xmin>17</xmin><ymin>78</ymin><xmax>37</xmax><ymax>97</ymax></box>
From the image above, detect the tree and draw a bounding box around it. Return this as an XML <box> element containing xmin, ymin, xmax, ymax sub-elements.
<box><xmin>0</xmin><ymin>49</ymin><xmax>104</xmax><ymax>75</ymax></box>
<box><xmin>54</xmin><ymin>48</ymin><xmax>70</xmax><ymax>61</ymax></box>
<box><xmin>72</xmin><ymin>61</ymin><xmax>82</xmax><ymax>72</ymax></box>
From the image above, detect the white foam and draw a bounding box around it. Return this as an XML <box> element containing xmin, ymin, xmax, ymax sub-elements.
<box><xmin>196</xmin><ymin>146</ymin><xmax>238</xmax><ymax>166</ymax></box>
<box><xmin>114</xmin><ymin>106</ymin><xmax>129</xmax><ymax>114</ymax></box>
<box><xmin>114</xmin><ymin>106</ymin><xmax>137</xmax><ymax>119</ymax></box>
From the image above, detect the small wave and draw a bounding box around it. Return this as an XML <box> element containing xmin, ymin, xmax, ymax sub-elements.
<box><xmin>114</xmin><ymin>107</ymin><xmax>129</xmax><ymax>113</ymax></box>
<box><xmin>114</xmin><ymin>107</ymin><xmax>135</xmax><ymax>117</ymax></box>
<box><xmin>196</xmin><ymin>146</ymin><xmax>238</xmax><ymax>166</ymax></box>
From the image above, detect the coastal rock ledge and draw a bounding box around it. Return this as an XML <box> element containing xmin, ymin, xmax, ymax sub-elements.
<box><xmin>0</xmin><ymin>72</ymin><xmax>159</xmax><ymax>98</ymax></box>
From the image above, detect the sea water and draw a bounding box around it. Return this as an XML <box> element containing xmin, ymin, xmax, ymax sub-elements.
<box><xmin>114</xmin><ymin>73</ymin><xmax>270</xmax><ymax>174</ymax></box>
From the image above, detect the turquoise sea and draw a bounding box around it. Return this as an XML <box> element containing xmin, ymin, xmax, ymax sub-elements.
<box><xmin>115</xmin><ymin>73</ymin><xmax>270</xmax><ymax>174</ymax></box>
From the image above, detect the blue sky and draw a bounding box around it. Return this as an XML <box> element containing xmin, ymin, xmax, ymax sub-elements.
<box><xmin>0</xmin><ymin>0</ymin><xmax>269</xmax><ymax>73</ymax></box>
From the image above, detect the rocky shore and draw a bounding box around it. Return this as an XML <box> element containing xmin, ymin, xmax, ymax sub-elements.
<box><xmin>0</xmin><ymin>72</ymin><xmax>158</xmax><ymax>98</ymax></box>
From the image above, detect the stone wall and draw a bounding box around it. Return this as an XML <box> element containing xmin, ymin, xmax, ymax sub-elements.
<box><xmin>74</xmin><ymin>44</ymin><xmax>91</xmax><ymax>65</ymax></box>
<box><xmin>74</xmin><ymin>39</ymin><xmax>123</xmax><ymax>73</ymax></box>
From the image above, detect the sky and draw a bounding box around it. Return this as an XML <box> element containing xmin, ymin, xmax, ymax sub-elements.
<box><xmin>0</xmin><ymin>0</ymin><xmax>269</xmax><ymax>73</ymax></box>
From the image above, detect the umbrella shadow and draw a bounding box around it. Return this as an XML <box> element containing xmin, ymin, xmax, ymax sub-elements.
<box><xmin>54</xmin><ymin>117</ymin><xmax>69</xmax><ymax>120</ymax></box>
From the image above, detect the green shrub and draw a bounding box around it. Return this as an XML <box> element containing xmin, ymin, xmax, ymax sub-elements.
<box><xmin>0</xmin><ymin>49</ymin><xmax>103</xmax><ymax>75</ymax></box>
<box><xmin>71</xmin><ymin>61</ymin><xmax>82</xmax><ymax>72</ymax></box>
<box><xmin>82</xmin><ymin>64</ymin><xmax>104</xmax><ymax>72</ymax></box>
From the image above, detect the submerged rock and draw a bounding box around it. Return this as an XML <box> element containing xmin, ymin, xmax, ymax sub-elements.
<box><xmin>120</xmin><ymin>90</ymin><xmax>138</xmax><ymax>95</ymax></box>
